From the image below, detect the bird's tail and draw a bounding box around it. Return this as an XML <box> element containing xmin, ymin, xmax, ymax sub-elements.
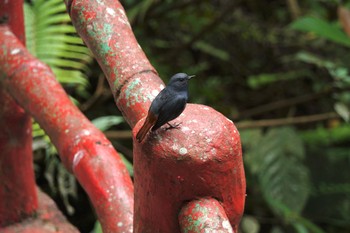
<box><xmin>136</xmin><ymin>114</ymin><xmax>156</xmax><ymax>142</ymax></box>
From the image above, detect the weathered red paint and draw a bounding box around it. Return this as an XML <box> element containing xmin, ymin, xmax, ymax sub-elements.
<box><xmin>64</xmin><ymin>0</ymin><xmax>246</xmax><ymax>232</ymax></box>
<box><xmin>0</xmin><ymin>0</ymin><xmax>26</xmax><ymax>44</ymax></box>
<box><xmin>1</xmin><ymin>189</ymin><xmax>79</xmax><ymax>233</ymax></box>
<box><xmin>65</xmin><ymin>0</ymin><xmax>161</xmax><ymax>127</ymax></box>
<box><xmin>133</xmin><ymin>105</ymin><xmax>246</xmax><ymax>232</ymax></box>
<box><xmin>179</xmin><ymin>197</ymin><xmax>234</xmax><ymax>233</ymax></box>
<box><xmin>0</xmin><ymin>26</ymin><xmax>134</xmax><ymax>233</ymax></box>
<box><xmin>0</xmin><ymin>0</ymin><xmax>38</xmax><ymax>226</ymax></box>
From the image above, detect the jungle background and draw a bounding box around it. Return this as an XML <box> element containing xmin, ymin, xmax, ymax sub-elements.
<box><xmin>25</xmin><ymin>0</ymin><xmax>350</xmax><ymax>232</ymax></box>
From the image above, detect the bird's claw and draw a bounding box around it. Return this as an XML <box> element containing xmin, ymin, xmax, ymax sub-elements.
<box><xmin>165</xmin><ymin>122</ymin><xmax>181</xmax><ymax>130</ymax></box>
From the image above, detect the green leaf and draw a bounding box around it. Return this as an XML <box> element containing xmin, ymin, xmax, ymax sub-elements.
<box><xmin>301</xmin><ymin>124</ymin><xmax>350</xmax><ymax>145</ymax></box>
<box><xmin>241</xmin><ymin>216</ymin><xmax>260</xmax><ymax>233</ymax></box>
<box><xmin>92</xmin><ymin>221</ymin><xmax>103</xmax><ymax>233</ymax></box>
<box><xmin>334</xmin><ymin>102</ymin><xmax>350</xmax><ymax>122</ymax></box>
<box><xmin>193</xmin><ymin>41</ymin><xmax>230</xmax><ymax>61</ymax></box>
<box><xmin>91</xmin><ymin>116</ymin><xmax>124</xmax><ymax>132</ymax></box>
<box><xmin>247</xmin><ymin>70</ymin><xmax>308</xmax><ymax>89</ymax></box>
<box><xmin>24</xmin><ymin>0</ymin><xmax>93</xmax><ymax>95</ymax></box>
<box><xmin>246</xmin><ymin>127</ymin><xmax>310</xmax><ymax>220</ymax></box>
<box><xmin>290</xmin><ymin>17</ymin><xmax>350</xmax><ymax>47</ymax></box>
<box><xmin>120</xmin><ymin>153</ymin><xmax>134</xmax><ymax>177</ymax></box>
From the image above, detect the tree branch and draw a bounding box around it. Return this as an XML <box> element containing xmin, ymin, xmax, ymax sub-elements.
<box><xmin>236</xmin><ymin>112</ymin><xmax>339</xmax><ymax>129</ymax></box>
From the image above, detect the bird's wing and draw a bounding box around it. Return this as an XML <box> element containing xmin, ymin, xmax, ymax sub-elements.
<box><xmin>151</xmin><ymin>96</ymin><xmax>187</xmax><ymax>131</ymax></box>
<box><xmin>149</xmin><ymin>88</ymin><xmax>170</xmax><ymax>115</ymax></box>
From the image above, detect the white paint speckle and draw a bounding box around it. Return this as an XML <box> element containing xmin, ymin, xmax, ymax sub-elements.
<box><xmin>106</xmin><ymin>7</ymin><xmax>116</xmax><ymax>16</ymax></box>
<box><xmin>151</xmin><ymin>89</ymin><xmax>159</xmax><ymax>97</ymax></box>
<box><xmin>72</xmin><ymin>151</ymin><xmax>84</xmax><ymax>170</ymax></box>
<box><xmin>222</xmin><ymin>220</ymin><xmax>232</xmax><ymax>230</ymax></box>
<box><xmin>81</xmin><ymin>129</ymin><xmax>91</xmax><ymax>136</ymax></box>
<box><xmin>65</xmin><ymin>129</ymin><xmax>70</xmax><ymax>133</ymax></box>
<box><xmin>117</xmin><ymin>222</ymin><xmax>123</xmax><ymax>227</ymax></box>
<box><xmin>11</xmin><ymin>48</ymin><xmax>20</xmax><ymax>55</ymax></box>
<box><xmin>172</xmin><ymin>144</ymin><xmax>178</xmax><ymax>151</ymax></box>
<box><xmin>159</xmin><ymin>84</ymin><xmax>165</xmax><ymax>89</ymax></box>
<box><xmin>179</xmin><ymin>147</ymin><xmax>188</xmax><ymax>155</ymax></box>
<box><xmin>181</xmin><ymin>126</ymin><xmax>190</xmax><ymax>132</ymax></box>
<box><xmin>202</xmin><ymin>106</ymin><xmax>210</xmax><ymax>110</ymax></box>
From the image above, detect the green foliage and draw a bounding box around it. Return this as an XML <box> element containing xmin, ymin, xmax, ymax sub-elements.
<box><xmin>91</xmin><ymin>221</ymin><xmax>103</xmax><ymax>233</ymax></box>
<box><xmin>301</xmin><ymin>124</ymin><xmax>350</xmax><ymax>145</ymax></box>
<box><xmin>291</xmin><ymin>17</ymin><xmax>350</xmax><ymax>47</ymax></box>
<box><xmin>91</xmin><ymin>116</ymin><xmax>125</xmax><ymax>132</ymax></box>
<box><xmin>243</xmin><ymin>127</ymin><xmax>310</xmax><ymax>221</ymax></box>
<box><xmin>23</xmin><ymin>0</ymin><xmax>350</xmax><ymax>231</ymax></box>
<box><xmin>24</xmin><ymin>0</ymin><xmax>93</xmax><ymax>95</ymax></box>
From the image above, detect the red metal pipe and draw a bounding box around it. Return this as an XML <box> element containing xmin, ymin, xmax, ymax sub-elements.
<box><xmin>0</xmin><ymin>0</ymin><xmax>38</xmax><ymax>226</ymax></box>
<box><xmin>179</xmin><ymin>197</ymin><xmax>234</xmax><ymax>233</ymax></box>
<box><xmin>1</xmin><ymin>189</ymin><xmax>79</xmax><ymax>233</ymax></box>
<box><xmin>65</xmin><ymin>0</ymin><xmax>161</xmax><ymax>127</ymax></box>
<box><xmin>64</xmin><ymin>0</ymin><xmax>246</xmax><ymax>232</ymax></box>
<box><xmin>133</xmin><ymin>105</ymin><xmax>246</xmax><ymax>232</ymax></box>
<box><xmin>0</xmin><ymin>26</ymin><xmax>134</xmax><ymax>233</ymax></box>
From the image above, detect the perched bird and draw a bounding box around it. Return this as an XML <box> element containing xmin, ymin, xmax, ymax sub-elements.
<box><xmin>136</xmin><ymin>73</ymin><xmax>194</xmax><ymax>142</ymax></box>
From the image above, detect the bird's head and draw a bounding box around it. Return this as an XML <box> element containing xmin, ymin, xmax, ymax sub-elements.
<box><xmin>167</xmin><ymin>73</ymin><xmax>194</xmax><ymax>89</ymax></box>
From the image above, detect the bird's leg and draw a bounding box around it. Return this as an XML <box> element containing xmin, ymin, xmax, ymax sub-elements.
<box><xmin>165</xmin><ymin>122</ymin><xmax>182</xmax><ymax>130</ymax></box>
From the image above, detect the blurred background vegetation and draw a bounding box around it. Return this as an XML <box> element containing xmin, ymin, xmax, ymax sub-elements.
<box><xmin>24</xmin><ymin>0</ymin><xmax>350</xmax><ymax>232</ymax></box>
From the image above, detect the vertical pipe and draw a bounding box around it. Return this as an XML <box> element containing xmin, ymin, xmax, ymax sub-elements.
<box><xmin>0</xmin><ymin>0</ymin><xmax>38</xmax><ymax>226</ymax></box>
<box><xmin>179</xmin><ymin>198</ymin><xmax>234</xmax><ymax>233</ymax></box>
<box><xmin>0</xmin><ymin>26</ymin><xmax>134</xmax><ymax>233</ymax></box>
<box><xmin>64</xmin><ymin>1</ymin><xmax>246</xmax><ymax>232</ymax></box>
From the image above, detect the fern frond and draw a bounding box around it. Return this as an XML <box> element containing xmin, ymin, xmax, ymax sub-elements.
<box><xmin>24</xmin><ymin>0</ymin><xmax>93</xmax><ymax>93</ymax></box>
<box><xmin>245</xmin><ymin>127</ymin><xmax>311</xmax><ymax>221</ymax></box>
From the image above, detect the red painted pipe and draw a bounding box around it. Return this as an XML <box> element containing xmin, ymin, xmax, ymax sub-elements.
<box><xmin>179</xmin><ymin>197</ymin><xmax>234</xmax><ymax>233</ymax></box>
<box><xmin>64</xmin><ymin>0</ymin><xmax>246</xmax><ymax>232</ymax></box>
<box><xmin>64</xmin><ymin>0</ymin><xmax>161</xmax><ymax>127</ymax></box>
<box><xmin>0</xmin><ymin>26</ymin><xmax>134</xmax><ymax>233</ymax></box>
<box><xmin>0</xmin><ymin>0</ymin><xmax>38</xmax><ymax>226</ymax></box>
<box><xmin>133</xmin><ymin>105</ymin><xmax>246</xmax><ymax>232</ymax></box>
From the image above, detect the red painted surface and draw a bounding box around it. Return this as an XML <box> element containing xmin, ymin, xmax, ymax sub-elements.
<box><xmin>179</xmin><ymin>197</ymin><xmax>234</xmax><ymax>233</ymax></box>
<box><xmin>133</xmin><ymin>105</ymin><xmax>246</xmax><ymax>232</ymax></box>
<box><xmin>65</xmin><ymin>0</ymin><xmax>161</xmax><ymax>127</ymax></box>
<box><xmin>1</xmin><ymin>189</ymin><xmax>79</xmax><ymax>233</ymax></box>
<box><xmin>65</xmin><ymin>0</ymin><xmax>246</xmax><ymax>232</ymax></box>
<box><xmin>0</xmin><ymin>0</ymin><xmax>26</xmax><ymax>44</ymax></box>
<box><xmin>0</xmin><ymin>0</ymin><xmax>38</xmax><ymax>226</ymax></box>
<box><xmin>0</xmin><ymin>26</ymin><xmax>134</xmax><ymax>233</ymax></box>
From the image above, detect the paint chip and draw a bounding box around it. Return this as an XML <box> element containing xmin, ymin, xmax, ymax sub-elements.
<box><xmin>181</xmin><ymin>126</ymin><xmax>190</xmax><ymax>132</ymax></box>
<box><xmin>179</xmin><ymin>147</ymin><xmax>188</xmax><ymax>155</ymax></box>
<box><xmin>222</xmin><ymin>220</ymin><xmax>231</xmax><ymax>230</ymax></box>
<box><xmin>11</xmin><ymin>48</ymin><xmax>20</xmax><ymax>55</ymax></box>
<box><xmin>106</xmin><ymin>7</ymin><xmax>116</xmax><ymax>16</ymax></box>
<box><xmin>72</xmin><ymin>150</ymin><xmax>84</xmax><ymax>170</ymax></box>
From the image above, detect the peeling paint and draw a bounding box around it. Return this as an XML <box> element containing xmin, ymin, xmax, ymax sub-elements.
<box><xmin>10</xmin><ymin>48</ymin><xmax>20</xmax><ymax>54</ymax></box>
<box><xmin>72</xmin><ymin>150</ymin><xmax>84</xmax><ymax>170</ymax></box>
<box><xmin>179</xmin><ymin>147</ymin><xmax>188</xmax><ymax>155</ymax></box>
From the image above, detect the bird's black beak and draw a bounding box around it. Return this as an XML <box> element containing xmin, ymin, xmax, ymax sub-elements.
<box><xmin>188</xmin><ymin>75</ymin><xmax>195</xmax><ymax>79</ymax></box>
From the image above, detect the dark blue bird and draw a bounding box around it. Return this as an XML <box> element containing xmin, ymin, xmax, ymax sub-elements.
<box><xmin>136</xmin><ymin>73</ymin><xmax>194</xmax><ymax>142</ymax></box>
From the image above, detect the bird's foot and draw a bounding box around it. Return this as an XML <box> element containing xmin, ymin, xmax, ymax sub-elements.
<box><xmin>165</xmin><ymin>122</ymin><xmax>182</xmax><ymax>130</ymax></box>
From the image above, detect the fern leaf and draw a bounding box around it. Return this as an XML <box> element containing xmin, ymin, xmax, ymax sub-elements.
<box><xmin>245</xmin><ymin>127</ymin><xmax>311</xmax><ymax>220</ymax></box>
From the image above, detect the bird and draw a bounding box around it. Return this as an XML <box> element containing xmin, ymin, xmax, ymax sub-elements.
<box><xmin>136</xmin><ymin>73</ymin><xmax>194</xmax><ymax>142</ymax></box>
